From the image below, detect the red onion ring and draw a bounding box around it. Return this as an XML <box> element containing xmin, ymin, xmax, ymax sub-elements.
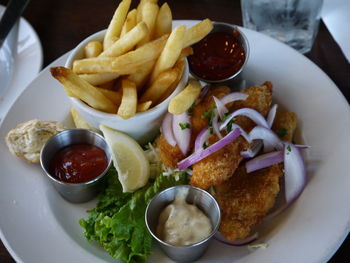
<box><xmin>172</xmin><ymin>112</ymin><xmax>191</xmax><ymax>155</ymax></box>
<box><xmin>249</xmin><ymin>126</ymin><xmax>283</xmax><ymax>152</ymax></box>
<box><xmin>220</xmin><ymin>92</ymin><xmax>249</xmax><ymax>105</ymax></box>
<box><xmin>220</xmin><ymin>108</ymin><xmax>269</xmax><ymax>130</ymax></box>
<box><xmin>194</xmin><ymin>128</ymin><xmax>211</xmax><ymax>152</ymax></box>
<box><xmin>267</xmin><ymin>104</ymin><xmax>278</xmax><ymax>127</ymax></box>
<box><xmin>178</xmin><ymin>128</ymin><xmax>241</xmax><ymax>170</ymax></box>
<box><xmin>284</xmin><ymin>142</ymin><xmax>306</xmax><ymax>203</ymax></box>
<box><xmin>213</xmin><ymin>96</ymin><xmax>228</xmax><ymax>120</ymax></box>
<box><xmin>161</xmin><ymin>112</ymin><xmax>176</xmax><ymax>146</ymax></box>
<box><xmin>245</xmin><ymin>150</ymin><xmax>284</xmax><ymax>173</ymax></box>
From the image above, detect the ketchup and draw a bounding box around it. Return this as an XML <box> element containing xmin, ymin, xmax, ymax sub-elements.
<box><xmin>49</xmin><ymin>144</ymin><xmax>108</xmax><ymax>184</ymax></box>
<box><xmin>188</xmin><ymin>31</ymin><xmax>245</xmax><ymax>81</ymax></box>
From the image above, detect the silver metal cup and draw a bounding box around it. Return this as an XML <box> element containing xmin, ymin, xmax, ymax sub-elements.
<box><xmin>40</xmin><ymin>129</ymin><xmax>112</xmax><ymax>203</ymax></box>
<box><xmin>188</xmin><ymin>21</ymin><xmax>250</xmax><ymax>88</ymax></box>
<box><xmin>145</xmin><ymin>185</ymin><xmax>221</xmax><ymax>262</ymax></box>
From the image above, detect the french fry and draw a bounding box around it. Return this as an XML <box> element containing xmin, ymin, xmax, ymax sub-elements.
<box><xmin>73</xmin><ymin>57</ymin><xmax>121</xmax><ymax>74</ymax></box>
<box><xmin>154</xmin><ymin>2</ymin><xmax>172</xmax><ymax>38</ymax></box>
<box><xmin>140</xmin><ymin>68</ymin><xmax>178</xmax><ymax>103</ymax></box>
<box><xmin>149</xmin><ymin>25</ymin><xmax>185</xmax><ymax>83</ymax></box>
<box><xmin>183</xmin><ymin>18</ymin><xmax>213</xmax><ymax>47</ymax></box>
<box><xmin>100</xmin><ymin>22</ymin><xmax>149</xmax><ymax>57</ymax></box>
<box><xmin>137</xmin><ymin>101</ymin><xmax>152</xmax><ymax>112</ymax></box>
<box><xmin>137</xmin><ymin>2</ymin><xmax>159</xmax><ymax>46</ymax></box>
<box><xmin>103</xmin><ymin>0</ymin><xmax>132</xmax><ymax>50</ymax></box>
<box><xmin>84</xmin><ymin>41</ymin><xmax>103</xmax><ymax>58</ymax></box>
<box><xmin>111</xmin><ymin>34</ymin><xmax>168</xmax><ymax>70</ymax></box>
<box><xmin>127</xmin><ymin>59</ymin><xmax>156</xmax><ymax>91</ymax></box>
<box><xmin>120</xmin><ymin>8</ymin><xmax>137</xmax><ymax>37</ymax></box>
<box><xmin>136</xmin><ymin>0</ymin><xmax>158</xmax><ymax>23</ymax></box>
<box><xmin>179</xmin><ymin>46</ymin><xmax>193</xmax><ymax>59</ymax></box>
<box><xmin>168</xmin><ymin>79</ymin><xmax>201</xmax><ymax>114</ymax></box>
<box><xmin>157</xmin><ymin>58</ymin><xmax>186</xmax><ymax>103</ymax></box>
<box><xmin>97</xmin><ymin>87</ymin><xmax>122</xmax><ymax>106</ymax></box>
<box><xmin>78</xmin><ymin>73</ymin><xmax>119</xmax><ymax>85</ymax></box>
<box><xmin>50</xmin><ymin>67</ymin><xmax>117</xmax><ymax>113</ymax></box>
<box><xmin>70</xmin><ymin>107</ymin><xmax>98</xmax><ymax>131</ymax></box>
<box><xmin>118</xmin><ymin>79</ymin><xmax>137</xmax><ymax>119</ymax></box>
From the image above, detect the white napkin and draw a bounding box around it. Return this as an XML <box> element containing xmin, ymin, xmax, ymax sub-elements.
<box><xmin>322</xmin><ymin>0</ymin><xmax>350</xmax><ymax>63</ymax></box>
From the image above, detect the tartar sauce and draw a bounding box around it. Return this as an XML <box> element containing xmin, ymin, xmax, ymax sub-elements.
<box><xmin>156</xmin><ymin>188</ymin><xmax>212</xmax><ymax>246</ymax></box>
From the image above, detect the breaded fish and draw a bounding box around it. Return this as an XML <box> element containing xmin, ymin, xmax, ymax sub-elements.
<box><xmin>215</xmin><ymin>164</ymin><xmax>283</xmax><ymax>240</ymax></box>
<box><xmin>157</xmin><ymin>134</ymin><xmax>185</xmax><ymax>169</ymax></box>
<box><xmin>214</xmin><ymin>110</ymin><xmax>298</xmax><ymax>241</ymax></box>
<box><xmin>190</xmin><ymin>83</ymin><xmax>273</xmax><ymax>189</ymax></box>
<box><xmin>272</xmin><ymin>111</ymin><xmax>297</xmax><ymax>142</ymax></box>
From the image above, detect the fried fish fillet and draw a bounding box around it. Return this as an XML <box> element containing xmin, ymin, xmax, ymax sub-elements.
<box><xmin>272</xmin><ymin>111</ymin><xmax>297</xmax><ymax>142</ymax></box>
<box><xmin>215</xmin><ymin>164</ymin><xmax>283</xmax><ymax>240</ymax></box>
<box><xmin>215</xmin><ymin>110</ymin><xmax>298</xmax><ymax>241</ymax></box>
<box><xmin>190</xmin><ymin>83</ymin><xmax>273</xmax><ymax>189</ymax></box>
<box><xmin>157</xmin><ymin>134</ymin><xmax>185</xmax><ymax>169</ymax></box>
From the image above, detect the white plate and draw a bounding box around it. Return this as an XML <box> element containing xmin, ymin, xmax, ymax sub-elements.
<box><xmin>0</xmin><ymin>4</ymin><xmax>43</xmax><ymax>122</ymax></box>
<box><xmin>0</xmin><ymin>20</ymin><xmax>349</xmax><ymax>263</ymax></box>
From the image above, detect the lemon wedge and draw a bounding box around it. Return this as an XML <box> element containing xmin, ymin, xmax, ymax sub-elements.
<box><xmin>100</xmin><ymin>124</ymin><xmax>150</xmax><ymax>192</ymax></box>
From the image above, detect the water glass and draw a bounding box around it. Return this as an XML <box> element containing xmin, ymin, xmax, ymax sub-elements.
<box><xmin>241</xmin><ymin>0</ymin><xmax>323</xmax><ymax>54</ymax></box>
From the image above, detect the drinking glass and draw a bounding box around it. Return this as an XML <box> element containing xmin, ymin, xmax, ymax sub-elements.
<box><xmin>241</xmin><ymin>0</ymin><xmax>323</xmax><ymax>54</ymax></box>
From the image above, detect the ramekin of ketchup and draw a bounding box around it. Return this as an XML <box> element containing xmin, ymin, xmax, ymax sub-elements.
<box><xmin>40</xmin><ymin>129</ymin><xmax>112</xmax><ymax>203</ymax></box>
<box><xmin>188</xmin><ymin>22</ymin><xmax>249</xmax><ymax>85</ymax></box>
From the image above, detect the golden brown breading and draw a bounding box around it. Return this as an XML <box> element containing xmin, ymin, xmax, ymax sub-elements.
<box><xmin>233</xmin><ymin>81</ymin><xmax>273</xmax><ymax>117</ymax></box>
<box><xmin>272</xmin><ymin>111</ymin><xmax>297</xmax><ymax>142</ymax></box>
<box><xmin>215</xmin><ymin>164</ymin><xmax>283</xmax><ymax>240</ymax></box>
<box><xmin>191</xmin><ymin>85</ymin><xmax>231</xmax><ymax>138</ymax></box>
<box><xmin>190</xmin><ymin>83</ymin><xmax>273</xmax><ymax>189</ymax></box>
<box><xmin>190</xmin><ymin>136</ymin><xmax>248</xmax><ymax>189</ymax></box>
<box><xmin>157</xmin><ymin>134</ymin><xmax>185</xmax><ymax>169</ymax></box>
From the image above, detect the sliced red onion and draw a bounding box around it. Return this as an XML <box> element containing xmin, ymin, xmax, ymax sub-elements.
<box><xmin>245</xmin><ymin>150</ymin><xmax>284</xmax><ymax>173</ymax></box>
<box><xmin>213</xmin><ymin>96</ymin><xmax>228</xmax><ymax>120</ymax></box>
<box><xmin>212</xmin><ymin>110</ymin><xmax>222</xmax><ymax>139</ymax></box>
<box><xmin>198</xmin><ymin>84</ymin><xmax>210</xmax><ymax>102</ymax></box>
<box><xmin>220</xmin><ymin>92</ymin><xmax>249</xmax><ymax>105</ymax></box>
<box><xmin>161</xmin><ymin>112</ymin><xmax>176</xmax><ymax>146</ymax></box>
<box><xmin>241</xmin><ymin>140</ymin><xmax>263</xmax><ymax>158</ymax></box>
<box><xmin>267</xmin><ymin>104</ymin><xmax>278</xmax><ymax>128</ymax></box>
<box><xmin>194</xmin><ymin>128</ymin><xmax>211</xmax><ymax>151</ymax></box>
<box><xmin>249</xmin><ymin>126</ymin><xmax>283</xmax><ymax>152</ymax></box>
<box><xmin>284</xmin><ymin>142</ymin><xmax>306</xmax><ymax>203</ymax></box>
<box><xmin>172</xmin><ymin>112</ymin><xmax>191</xmax><ymax>155</ymax></box>
<box><xmin>220</xmin><ymin>108</ymin><xmax>269</xmax><ymax>131</ymax></box>
<box><xmin>214</xmin><ymin>232</ymin><xmax>258</xmax><ymax>246</ymax></box>
<box><xmin>229</xmin><ymin>123</ymin><xmax>251</xmax><ymax>142</ymax></box>
<box><xmin>178</xmin><ymin>128</ymin><xmax>241</xmax><ymax>170</ymax></box>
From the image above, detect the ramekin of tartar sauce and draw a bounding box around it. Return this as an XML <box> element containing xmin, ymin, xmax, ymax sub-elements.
<box><xmin>145</xmin><ymin>185</ymin><xmax>221</xmax><ymax>263</ymax></box>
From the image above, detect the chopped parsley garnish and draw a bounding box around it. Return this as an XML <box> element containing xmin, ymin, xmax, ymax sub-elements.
<box><xmin>276</xmin><ymin>128</ymin><xmax>288</xmax><ymax>138</ymax></box>
<box><xmin>286</xmin><ymin>145</ymin><xmax>292</xmax><ymax>152</ymax></box>
<box><xmin>226</xmin><ymin>119</ymin><xmax>235</xmax><ymax>132</ymax></box>
<box><xmin>209</xmin><ymin>127</ymin><xmax>214</xmax><ymax>135</ymax></box>
<box><xmin>202</xmin><ymin>105</ymin><xmax>217</xmax><ymax>126</ymax></box>
<box><xmin>179</xmin><ymin>122</ymin><xmax>191</xmax><ymax>130</ymax></box>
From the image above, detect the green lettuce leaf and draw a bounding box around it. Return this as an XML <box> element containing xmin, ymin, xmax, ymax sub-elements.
<box><xmin>79</xmin><ymin>167</ymin><xmax>188</xmax><ymax>263</ymax></box>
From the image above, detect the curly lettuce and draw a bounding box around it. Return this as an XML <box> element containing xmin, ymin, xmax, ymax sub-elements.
<box><xmin>79</xmin><ymin>167</ymin><xmax>188</xmax><ymax>263</ymax></box>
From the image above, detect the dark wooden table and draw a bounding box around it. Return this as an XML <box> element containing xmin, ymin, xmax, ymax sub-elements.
<box><xmin>0</xmin><ymin>0</ymin><xmax>349</xmax><ymax>262</ymax></box>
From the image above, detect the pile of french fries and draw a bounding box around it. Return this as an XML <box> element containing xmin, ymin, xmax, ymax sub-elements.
<box><xmin>51</xmin><ymin>0</ymin><xmax>213</xmax><ymax>119</ymax></box>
